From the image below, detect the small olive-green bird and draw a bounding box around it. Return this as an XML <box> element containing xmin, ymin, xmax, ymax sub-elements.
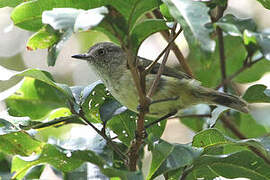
<box><xmin>72</xmin><ymin>42</ymin><xmax>249</xmax><ymax>117</ymax></box>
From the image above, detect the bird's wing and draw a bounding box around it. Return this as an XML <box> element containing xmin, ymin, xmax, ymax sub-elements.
<box><xmin>137</xmin><ymin>56</ymin><xmax>192</xmax><ymax>80</ymax></box>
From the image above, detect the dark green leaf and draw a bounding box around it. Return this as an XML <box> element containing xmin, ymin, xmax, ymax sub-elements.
<box><xmin>162</xmin><ymin>0</ymin><xmax>215</xmax><ymax>52</ymax></box>
<box><xmin>27</xmin><ymin>25</ymin><xmax>60</xmax><ymax>50</ymax></box>
<box><xmin>147</xmin><ymin>138</ymin><xmax>203</xmax><ymax>180</ymax></box>
<box><xmin>11</xmin><ymin>0</ymin><xmax>108</xmax><ymax>31</ymax></box>
<box><xmin>99</xmin><ymin>100</ymin><xmax>123</xmax><ymax>123</ymax></box>
<box><xmin>47</xmin><ymin>29</ymin><xmax>73</xmax><ymax>66</ymax></box>
<box><xmin>215</xmin><ymin>14</ymin><xmax>257</xmax><ymax>37</ymax></box>
<box><xmin>130</xmin><ymin>19</ymin><xmax>169</xmax><ymax>52</ymax></box>
<box><xmin>0</xmin><ymin>0</ymin><xmax>24</xmax><ymax>8</ymax></box>
<box><xmin>243</xmin><ymin>84</ymin><xmax>270</xmax><ymax>103</ymax></box>
<box><xmin>23</xmin><ymin>165</ymin><xmax>45</xmax><ymax>180</ymax></box>
<box><xmin>256</xmin><ymin>0</ymin><xmax>270</xmax><ymax>9</ymax></box>
<box><xmin>187</xmin><ymin>151</ymin><xmax>270</xmax><ymax>180</ymax></box>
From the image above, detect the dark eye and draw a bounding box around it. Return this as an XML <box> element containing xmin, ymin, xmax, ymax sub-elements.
<box><xmin>97</xmin><ymin>48</ymin><xmax>106</xmax><ymax>56</ymax></box>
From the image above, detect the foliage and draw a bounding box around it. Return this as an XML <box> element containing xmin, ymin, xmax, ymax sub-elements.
<box><xmin>1</xmin><ymin>0</ymin><xmax>270</xmax><ymax>179</ymax></box>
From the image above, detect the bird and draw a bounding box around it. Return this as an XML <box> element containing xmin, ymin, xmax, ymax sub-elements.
<box><xmin>72</xmin><ymin>42</ymin><xmax>249</xmax><ymax>117</ymax></box>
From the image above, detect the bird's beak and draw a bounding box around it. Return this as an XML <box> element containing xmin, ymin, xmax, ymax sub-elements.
<box><xmin>71</xmin><ymin>53</ymin><xmax>92</xmax><ymax>60</ymax></box>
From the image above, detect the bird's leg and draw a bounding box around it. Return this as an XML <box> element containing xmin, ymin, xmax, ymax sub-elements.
<box><xmin>145</xmin><ymin>110</ymin><xmax>177</xmax><ymax>129</ymax></box>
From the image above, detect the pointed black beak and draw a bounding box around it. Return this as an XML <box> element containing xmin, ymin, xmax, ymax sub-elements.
<box><xmin>71</xmin><ymin>53</ymin><xmax>91</xmax><ymax>60</ymax></box>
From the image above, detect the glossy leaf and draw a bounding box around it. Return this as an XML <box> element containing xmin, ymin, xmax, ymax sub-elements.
<box><xmin>243</xmin><ymin>30</ymin><xmax>270</xmax><ymax>60</ymax></box>
<box><xmin>193</xmin><ymin>128</ymin><xmax>270</xmax><ymax>158</ymax></box>
<box><xmin>147</xmin><ymin>138</ymin><xmax>203</xmax><ymax>180</ymax></box>
<box><xmin>6</xmin><ymin>78</ymin><xmax>68</xmax><ymax>119</ymax></box>
<box><xmin>47</xmin><ymin>29</ymin><xmax>73</xmax><ymax>66</ymax></box>
<box><xmin>27</xmin><ymin>25</ymin><xmax>60</xmax><ymax>50</ymax></box>
<box><xmin>80</xmin><ymin>81</ymin><xmax>114</xmax><ymax>123</ymax></box>
<box><xmin>243</xmin><ymin>84</ymin><xmax>270</xmax><ymax>103</ymax></box>
<box><xmin>42</xmin><ymin>7</ymin><xmax>108</xmax><ymax>32</ymax></box>
<box><xmin>215</xmin><ymin>14</ymin><xmax>257</xmax><ymax>37</ymax></box>
<box><xmin>162</xmin><ymin>0</ymin><xmax>215</xmax><ymax>52</ymax></box>
<box><xmin>130</xmin><ymin>19</ymin><xmax>168</xmax><ymax>52</ymax></box>
<box><xmin>187</xmin><ymin>151</ymin><xmax>270</xmax><ymax>180</ymax></box>
<box><xmin>11</xmin><ymin>0</ymin><xmax>108</xmax><ymax>31</ymax></box>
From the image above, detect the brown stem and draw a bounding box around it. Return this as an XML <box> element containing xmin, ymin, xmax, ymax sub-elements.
<box><xmin>220</xmin><ymin>115</ymin><xmax>270</xmax><ymax>164</ymax></box>
<box><xmin>144</xmin><ymin>28</ymin><xmax>182</xmax><ymax>75</ymax></box>
<box><xmin>147</xmin><ymin>23</ymin><xmax>177</xmax><ymax>98</ymax></box>
<box><xmin>151</xmin><ymin>10</ymin><xmax>194</xmax><ymax>77</ymax></box>
<box><xmin>217</xmin><ymin>26</ymin><xmax>227</xmax><ymax>92</ymax></box>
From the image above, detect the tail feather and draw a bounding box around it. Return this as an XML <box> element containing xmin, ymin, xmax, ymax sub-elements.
<box><xmin>195</xmin><ymin>87</ymin><xmax>249</xmax><ymax>113</ymax></box>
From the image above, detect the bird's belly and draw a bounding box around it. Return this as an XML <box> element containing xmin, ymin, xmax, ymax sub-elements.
<box><xmin>107</xmin><ymin>74</ymin><xmax>195</xmax><ymax>117</ymax></box>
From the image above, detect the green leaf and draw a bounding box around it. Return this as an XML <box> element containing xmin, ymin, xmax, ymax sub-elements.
<box><xmin>17</xmin><ymin>69</ymin><xmax>73</xmax><ymax>99</ymax></box>
<box><xmin>243</xmin><ymin>30</ymin><xmax>270</xmax><ymax>60</ymax></box>
<box><xmin>107</xmin><ymin>110</ymin><xmax>136</xmax><ymax>146</ymax></box>
<box><xmin>187</xmin><ymin>151</ymin><xmax>270</xmax><ymax>180</ymax></box>
<box><xmin>47</xmin><ymin>29</ymin><xmax>73</xmax><ymax>66</ymax></box>
<box><xmin>0</xmin><ymin>0</ymin><xmax>24</xmax><ymax>8</ymax></box>
<box><xmin>80</xmin><ymin>81</ymin><xmax>114</xmax><ymax>123</ymax></box>
<box><xmin>99</xmin><ymin>100</ymin><xmax>123</xmax><ymax>123</ymax></box>
<box><xmin>110</xmin><ymin>0</ymin><xmax>161</xmax><ymax>30</ymax></box>
<box><xmin>27</xmin><ymin>25</ymin><xmax>60</xmax><ymax>50</ymax></box>
<box><xmin>160</xmin><ymin>3</ymin><xmax>174</xmax><ymax>21</ymax></box>
<box><xmin>256</xmin><ymin>0</ymin><xmax>270</xmax><ymax>9</ymax></box>
<box><xmin>130</xmin><ymin>19</ymin><xmax>169</xmax><ymax>52</ymax></box>
<box><xmin>215</xmin><ymin>14</ymin><xmax>257</xmax><ymax>37</ymax></box>
<box><xmin>0</xmin><ymin>131</ymin><xmax>42</xmax><ymax>156</ymax></box>
<box><xmin>190</xmin><ymin>36</ymin><xmax>270</xmax><ymax>87</ymax></box>
<box><xmin>107</xmin><ymin>111</ymin><xmax>166</xmax><ymax>147</ymax></box>
<box><xmin>11</xmin><ymin>0</ymin><xmax>108</xmax><ymax>31</ymax></box>
<box><xmin>193</xmin><ymin>128</ymin><xmax>270</xmax><ymax>158</ymax></box>
<box><xmin>147</xmin><ymin>138</ymin><xmax>203</xmax><ymax>180</ymax></box>
<box><xmin>243</xmin><ymin>84</ymin><xmax>270</xmax><ymax>103</ymax></box>
<box><xmin>162</xmin><ymin>0</ymin><xmax>215</xmax><ymax>52</ymax></box>
<box><xmin>42</xmin><ymin>7</ymin><xmax>108</xmax><ymax>31</ymax></box>
<box><xmin>6</xmin><ymin>78</ymin><xmax>68</xmax><ymax>119</ymax></box>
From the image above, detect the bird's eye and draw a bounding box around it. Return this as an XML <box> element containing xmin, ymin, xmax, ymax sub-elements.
<box><xmin>97</xmin><ymin>48</ymin><xmax>106</xmax><ymax>56</ymax></box>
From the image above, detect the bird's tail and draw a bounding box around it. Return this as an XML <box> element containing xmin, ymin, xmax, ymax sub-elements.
<box><xmin>195</xmin><ymin>87</ymin><xmax>249</xmax><ymax>113</ymax></box>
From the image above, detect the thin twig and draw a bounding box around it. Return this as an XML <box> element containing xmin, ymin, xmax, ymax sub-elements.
<box><xmin>170</xmin><ymin>114</ymin><xmax>212</xmax><ymax>119</ymax></box>
<box><xmin>151</xmin><ymin>10</ymin><xmax>194</xmax><ymax>77</ymax></box>
<box><xmin>217</xmin><ymin>26</ymin><xmax>227</xmax><ymax>92</ymax></box>
<box><xmin>147</xmin><ymin>23</ymin><xmax>177</xmax><ymax>98</ymax></box>
<box><xmin>143</xmin><ymin>28</ymin><xmax>182</xmax><ymax>75</ymax></box>
<box><xmin>220</xmin><ymin>115</ymin><xmax>270</xmax><ymax>164</ymax></box>
<box><xmin>70</xmin><ymin>105</ymin><xmax>128</xmax><ymax>161</ymax></box>
<box><xmin>215</xmin><ymin>57</ymin><xmax>263</xmax><ymax>90</ymax></box>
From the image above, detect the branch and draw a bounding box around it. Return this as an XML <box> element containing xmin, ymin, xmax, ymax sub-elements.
<box><xmin>143</xmin><ymin>28</ymin><xmax>182</xmax><ymax>75</ymax></box>
<box><xmin>69</xmin><ymin>103</ymin><xmax>128</xmax><ymax>161</ymax></box>
<box><xmin>151</xmin><ymin>10</ymin><xmax>194</xmax><ymax>77</ymax></box>
<box><xmin>147</xmin><ymin>23</ymin><xmax>177</xmax><ymax>98</ymax></box>
<box><xmin>215</xmin><ymin>57</ymin><xmax>263</xmax><ymax>90</ymax></box>
<box><xmin>220</xmin><ymin>115</ymin><xmax>270</xmax><ymax>164</ymax></box>
<box><xmin>216</xmin><ymin>26</ymin><xmax>227</xmax><ymax>92</ymax></box>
